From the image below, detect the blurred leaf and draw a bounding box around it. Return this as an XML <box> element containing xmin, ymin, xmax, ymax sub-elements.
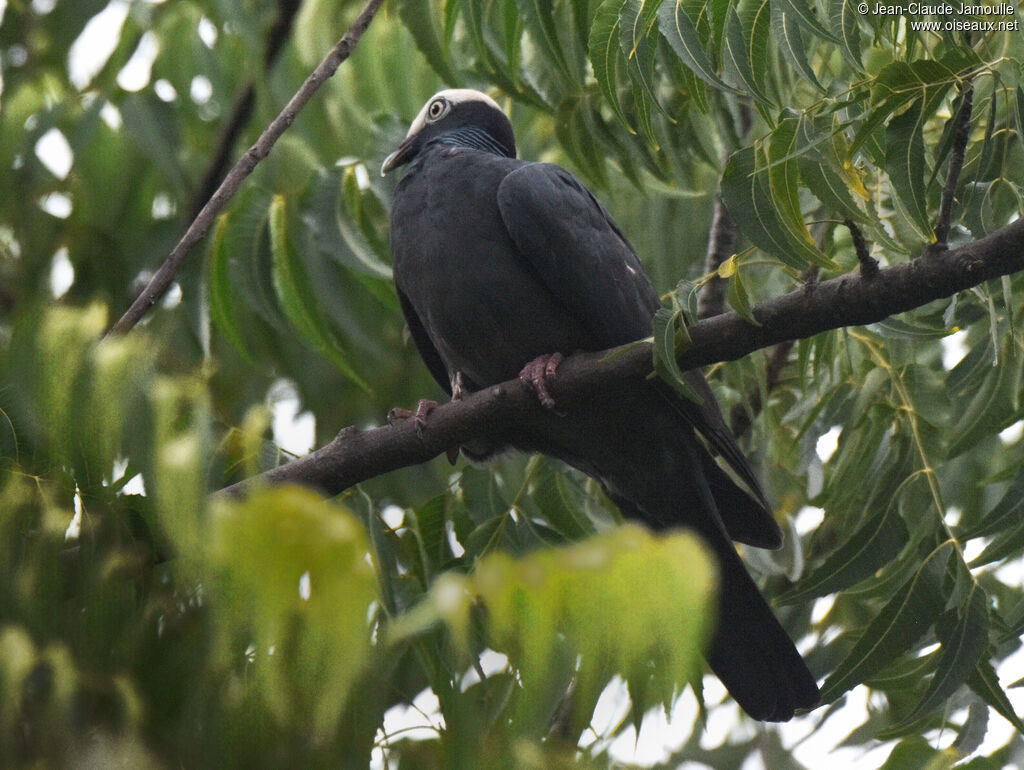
<box><xmin>467</xmin><ymin>524</ymin><xmax>716</xmax><ymax>730</ymax></box>
<box><xmin>207</xmin><ymin>213</ymin><xmax>253</xmax><ymax>361</ymax></box>
<box><xmin>207</xmin><ymin>485</ymin><xmax>377</xmax><ymax>739</ymax></box>
<box><xmin>877</xmin><ymin>737</ymin><xmax>957</xmax><ymax>770</ymax></box>
<box><xmin>268</xmin><ymin>194</ymin><xmax>372</xmax><ymax>393</ymax></box>
<box><xmin>516</xmin><ymin>0</ymin><xmax>577</xmax><ymax>88</ymax></box>
<box><xmin>396</xmin><ymin>0</ymin><xmax>462</xmax><ymax>84</ymax></box>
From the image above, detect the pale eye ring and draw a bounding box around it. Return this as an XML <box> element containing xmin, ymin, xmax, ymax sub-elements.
<box><xmin>426</xmin><ymin>98</ymin><xmax>449</xmax><ymax>122</ymax></box>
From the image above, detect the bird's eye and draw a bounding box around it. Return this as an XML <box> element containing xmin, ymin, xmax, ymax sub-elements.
<box><xmin>426</xmin><ymin>98</ymin><xmax>449</xmax><ymax>122</ymax></box>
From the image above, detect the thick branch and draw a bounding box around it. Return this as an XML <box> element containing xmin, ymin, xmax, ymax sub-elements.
<box><xmin>220</xmin><ymin>217</ymin><xmax>1024</xmax><ymax>498</ymax></box>
<box><xmin>106</xmin><ymin>0</ymin><xmax>385</xmax><ymax>337</ymax></box>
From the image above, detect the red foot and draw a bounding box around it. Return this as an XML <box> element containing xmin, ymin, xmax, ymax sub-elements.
<box><xmin>519</xmin><ymin>352</ymin><xmax>563</xmax><ymax>409</ymax></box>
<box><xmin>387</xmin><ymin>399</ymin><xmax>439</xmax><ymax>434</ymax></box>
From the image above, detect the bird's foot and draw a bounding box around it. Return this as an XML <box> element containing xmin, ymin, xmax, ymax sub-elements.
<box><xmin>519</xmin><ymin>352</ymin><xmax>563</xmax><ymax>409</ymax></box>
<box><xmin>450</xmin><ymin>371</ymin><xmax>465</xmax><ymax>401</ymax></box>
<box><xmin>387</xmin><ymin>399</ymin><xmax>439</xmax><ymax>434</ymax></box>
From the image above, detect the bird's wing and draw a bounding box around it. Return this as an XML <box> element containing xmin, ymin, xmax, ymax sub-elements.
<box><xmin>496</xmin><ymin>163</ymin><xmax>658</xmax><ymax>347</ymax></box>
<box><xmin>397</xmin><ymin>286</ymin><xmax>452</xmax><ymax>395</ymax></box>
<box><xmin>497</xmin><ymin>162</ymin><xmax>779</xmax><ymax>545</ymax></box>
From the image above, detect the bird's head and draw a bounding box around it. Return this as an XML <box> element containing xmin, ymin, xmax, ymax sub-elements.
<box><xmin>381</xmin><ymin>89</ymin><xmax>516</xmax><ymax>175</ymax></box>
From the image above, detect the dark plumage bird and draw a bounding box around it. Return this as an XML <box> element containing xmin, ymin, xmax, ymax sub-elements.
<box><xmin>382</xmin><ymin>89</ymin><xmax>819</xmax><ymax>721</ymax></box>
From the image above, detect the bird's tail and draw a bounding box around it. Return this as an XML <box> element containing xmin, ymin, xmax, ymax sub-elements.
<box><xmin>602</xmin><ymin>437</ymin><xmax>819</xmax><ymax>721</ymax></box>
<box><xmin>703</xmin><ymin>529</ymin><xmax>819</xmax><ymax>720</ymax></box>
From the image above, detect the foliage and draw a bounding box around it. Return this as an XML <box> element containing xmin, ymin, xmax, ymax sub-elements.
<box><xmin>1</xmin><ymin>0</ymin><xmax>1024</xmax><ymax>767</ymax></box>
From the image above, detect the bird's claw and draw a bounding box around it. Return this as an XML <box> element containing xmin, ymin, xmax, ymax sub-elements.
<box><xmin>387</xmin><ymin>399</ymin><xmax>439</xmax><ymax>434</ymax></box>
<box><xmin>450</xmin><ymin>371</ymin><xmax>465</xmax><ymax>401</ymax></box>
<box><xmin>519</xmin><ymin>352</ymin><xmax>563</xmax><ymax>409</ymax></box>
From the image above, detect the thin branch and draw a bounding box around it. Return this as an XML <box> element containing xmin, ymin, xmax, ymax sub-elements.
<box><xmin>106</xmin><ymin>0</ymin><xmax>386</xmax><ymax>338</ymax></box>
<box><xmin>188</xmin><ymin>0</ymin><xmax>302</xmax><ymax>222</ymax></box>
<box><xmin>934</xmin><ymin>82</ymin><xmax>975</xmax><ymax>249</ymax></box>
<box><xmin>220</xmin><ymin>217</ymin><xmax>1024</xmax><ymax>498</ymax></box>
<box><xmin>845</xmin><ymin>219</ymin><xmax>878</xmax><ymax>278</ymax></box>
<box><xmin>697</xmin><ymin>196</ymin><xmax>737</xmax><ymax>319</ymax></box>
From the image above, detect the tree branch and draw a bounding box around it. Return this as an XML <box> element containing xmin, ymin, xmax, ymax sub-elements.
<box><xmin>188</xmin><ymin>0</ymin><xmax>303</xmax><ymax>223</ymax></box>
<box><xmin>220</xmin><ymin>217</ymin><xmax>1024</xmax><ymax>498</ymax></box>
<box><xmin>106</xmin><ymin>0</ymin><xmax>385</xmax><ymax>338</ymax></box>
<box><xmin>697</xmin><ymin>196</ymin><xmax>737</xmax><ymax>319</ymax></box>
<box><xmin>934</xmin><ymin>82</ymin><xmax>975</xmax><ymax>249</ymax></box>
<box><xmin>845</xmin><ymin>219</ymin><xmax>878</xmax><ymax>278</ymax></box>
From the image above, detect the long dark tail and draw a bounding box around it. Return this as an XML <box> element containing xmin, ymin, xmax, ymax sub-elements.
<box><xmin>527</xmin><ymin>387</ymin><xmax>819</xmax><ymax>720</ymax></box>
<box><xmin>703</xmin><ymin>530</ymin><xmax>819</xmax><ymax>720</ymax></box>
<box><xmin>598</xmin><ymin>434</ymin><xmax>819</xmax><ymax>721</ymax></box>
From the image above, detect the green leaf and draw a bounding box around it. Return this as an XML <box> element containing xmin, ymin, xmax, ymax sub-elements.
<box><xmin>795</xmin><ymin>116</ymin><xmax>871</xmax><ymax>223</ymax></box>
<box><xmin>620</xmin><ymin>0</ymin><xmax>666</xmax><ymax>145</ymax></box>
<box><xmin>1015</xmin><ymin>87</ymin><xmax>1024</xmax><ymax>150</ymax></box>
<box><xmin>947</xmin><ymin>341</ymin><xmax>1023</xmax><ymax>459</ymax></box>
<box><xmin>268</xmin><ymin>195</ymin><xmax>372</xmax><ymax>393</ymax></box>
<box><xmin>726</xmin><ymin>269</ymin><xmax>758</xmax><ymax>324</ymax></box>
<box><xmin>721</xmin><ymin>1</ymin><xmax>773</xmax><ymax>105</ymax></box>
<box><xmin>879</xmin><ymin>586</ymin><xmax>989</xmax><ymax>735</ymax></box>
<box><xmin>305</xmin><ymin>169</ymin><xmax>392</xmax><ymax>280</ymax></box>
<box><xmin>877</xmin><ymin>737</ymin><xmax>957</xmax><ymax>770</ymax></box>
<box><xmin>406</xmin><ymin>494</ymin><xmax>451</xmax><ymax>583</ymax></box>
<box><xmin>590</xmin><ymin>0</ymin><xmax>632</xmax><ymax>128</ymax></box>
<box><xmin>721</xmin><ymin>145</ymin><xmax>838</xmax><ymax>269</ymax></box>
<box><xmin>959</xmin><ymin>468</ymin><xmax>1024</xmax><ymax>541</ymax></box>
<box><xmin>828</xmin><ymin>0</ymin><xmax>863</xmax><ymax>74</ymax></box>
<box><xmin>819</xmin><ymin>542</ymin><xmax>953</xmax><ymax>703</ymax></box>
<box><xmin>516</xmin><ymin>0</ymin><xmax>577</xmax><ymax>88</ymax></box>
<box><xmin>885</xmin><ymin>101</ymin><xmax>933</xmax><ymax>239</ymax></box>
<box><xmin>779</xmin><ymin>496</ymin><xmax>908</xmax><ymax>604</ymax></box>
<box><xmin>395</xmin><ymin>0</ymin><xmax>462</xmax><ymax>84</ymax></box>
<box><xmin>767</xmin><ymin>117</ymin><xmax>827</xmax><ymax>263</ymax></box>
<box><xmin>652</xmin><ymin>306</ymin><xmax>704</xmax><ymax>404</ymax></box>
<box><xmin>774</xmin><ymin>0</ymin><xmax>839</xmax><ymax>42</ymax></box>
<box><xmin>207</xmin><ymin>213</ymin><xmax>253</xmax><ymax>362</ymax></box>
<box><xmin>658</xmin><ymin>0</ymin><xmax>741</xmax><ymax>94</ymax></box>
<box><xmin>531</xmin><ymin>460</ymin><xmax>597</xmax><ymax>539</ymax></box>
<box><xmin>771</xmin><ymin>1</ymin><xmax>824</xmax><ymax>92</ymax></box>
<box><xmin>968</xmin><ymin>657</ymin><xmax>1024</xmax><ymax>733</ymax></box>
<box><xmin>620</xmin><ymin>0</ymin><xmax>670</xmax><ymax>113</ymax></box>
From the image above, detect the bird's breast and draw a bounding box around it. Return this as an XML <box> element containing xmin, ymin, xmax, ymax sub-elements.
<box><xmin>391</xmin><ymin>153</ymin><xmax>585</xmax><ymax>386</ymax></box>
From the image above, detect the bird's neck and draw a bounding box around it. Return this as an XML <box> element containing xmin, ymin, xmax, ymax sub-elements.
<box><xmin>432</xmin><ymin>126</ymin><xmax>513</xmax><ymax>158</ymax></box>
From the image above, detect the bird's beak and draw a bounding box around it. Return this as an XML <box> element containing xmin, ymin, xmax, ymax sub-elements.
<box><xmin>381</xmin><ymin>137</ymin><xmax>416</xmax><ymax>176</ymax></box>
